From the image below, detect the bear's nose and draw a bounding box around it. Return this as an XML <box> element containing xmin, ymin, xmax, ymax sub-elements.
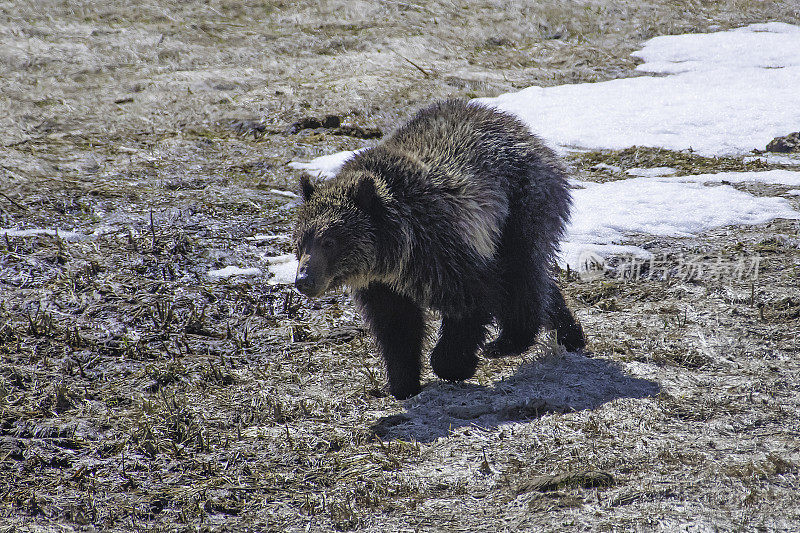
<box><xmin>294</xmin><ymin>270</ymin><xmax>315</xmax><ymax>296</ymax></box>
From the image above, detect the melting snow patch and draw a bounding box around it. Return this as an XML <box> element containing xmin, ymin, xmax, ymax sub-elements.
<box><xmin>0</xmin><ymin>228</ymin><xmax>86</xmax><ymax>241</ymax></box>
<box><xmin>677</xmin><ymin>169</ymin><xmax>800</xmax><ymax>187</ymax></box>
<box><xmin>744</xmin><ymin>154</ymin><xmax>800</xmax><ymax>166</ymax></box>
<box><xmin>626</xmin><ymin>167</ymin><xmax>677</xmax><ymax>178</ymax></box>
<box><xmin>630</xmin><ymin>22</ymin><xmax>800</xmax><ymax>74</ymax></box>
<box><xmin>561</xmin><ymin>176</ymin><xmax>799</xmax><ymax>268</ymax></box>
<box><xmin>476</xmin><ymin>22</ymin><xmax>800</xmax><ymax>156</ymax></box>
<box><xmin>265</xmin><ymin>254</ymin><xmax>298</xmax><ymax>285</ymax></box>
<box><xmin>288</xmin><ymin>149</ymin><xmax>363</xmax><ymax>179</ymax></box>
<box><xmin>246</xmin><ymin>234</ymin><xmax>290</xmax><ymax>243</ymax></box>
<box><xmin>590</xmin><ymin>163</ymin><xmax>622</xmax><ymax>173</ymax></box>
<box><xmin>268</xmin><ymin>189</ymin><xmax>299</xmax><ymax>199</ymax></box>
<box><xmin>207</xmin><ymin>266</ymin><xmax>262</xmax><ymax>279</ymax></box>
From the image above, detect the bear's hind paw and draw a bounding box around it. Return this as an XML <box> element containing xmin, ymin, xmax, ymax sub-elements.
<box><xmin>483</xmin><ymin>336</ymin><xmax>532</xmax><ymax>358</ymax></box>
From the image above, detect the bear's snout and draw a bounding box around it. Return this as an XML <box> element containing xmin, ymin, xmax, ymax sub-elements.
<box><xmin>294</xmin><ymin>269</ymin><xmax>317</xmax><ymax>296</ymax></box>
<box><xmin>294</xmin><ymin>255</ymin><xmax>327</xmax><ymax>297</ymax></box>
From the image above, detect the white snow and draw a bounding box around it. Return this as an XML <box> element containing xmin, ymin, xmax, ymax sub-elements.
<box><xmin>246</xmin><ymin>234</ymin><xmax>290</xmax><ymax>242</ymax></box>
<box><xmin>678</xmin><ymin>169</ymin><xmax>800</xmax><ymax>187</ymax></box>
<box><xmin>561</xmin><ymin>176</ymin><xmax>800</xmax><ymax>267</ymax></box>
<box><xmin>590</xmin><ymin>163</ymin><xmax>622</xmax><ymax>173</ymax></box>
<box><xmin>787</xmin><ymin>189</ymin><xmax>800</xmax><ymax>196</ymax></box>
<box><xmin>0</xmin><ymin>228</ymin><xmax>86</xmax><ymax>241</ymax></box>
<box><xmin>264</xmin><ymin>254</ymin><xmax>299</xmax><ymax>285</ymax></box>
<box><xmin>268</xmin><ymin>188</ymin><xmax>299</xmax><ymax>199</ymax></box>
<box><xmin>630</xmin><ymin>22</ymin><xmax>800</xmax><ymax>74</ymax></box>
<box><xmin>476</xmin><ymin>22</ymin><xmax>800</xmax><ymax>156</ymax></box>
<box><xmin>207</xmin><ymin>266</ymin><xmax>262</xmax><ymax>279</ymax></box>
<box><xmin>287</xmin><ymin>149</ymin><xmax>363</xmax><ymax>179</ymax></box>
<box><xmin>626</xmin><ymin>167</ymin><xmax>677</xmax><ymax>178</ymax></box>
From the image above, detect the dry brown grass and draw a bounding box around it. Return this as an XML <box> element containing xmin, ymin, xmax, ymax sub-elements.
<box><xmin>1</xmin><ymin>0</ymin><xmax>800</xmax><ymax>531</ymax></box>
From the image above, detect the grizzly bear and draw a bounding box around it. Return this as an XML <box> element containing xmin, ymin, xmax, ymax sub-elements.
<box><xmin>293</xmin><ymin>100</ymin><xmax>585</xmax><ymax>399</ymax></box>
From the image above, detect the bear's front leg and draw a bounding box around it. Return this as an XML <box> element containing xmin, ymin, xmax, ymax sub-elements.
<box><xmin>430</xmin><ymin>312</ymin><xmax>488</xmax><ymax>382</ymax></box>
<box><xmin>353</xmin><ymin>283</ymin><xmax>426</xmax><ymax>400</ymax></box>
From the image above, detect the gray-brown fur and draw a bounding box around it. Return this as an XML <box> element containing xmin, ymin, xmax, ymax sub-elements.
<box><xmin>294</xmin><ymin>100</ymin><xmax>585</xmax><ymax>399</ymax></box>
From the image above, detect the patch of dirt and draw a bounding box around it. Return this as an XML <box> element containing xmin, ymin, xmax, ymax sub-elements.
<box><xmin>1</xmin><ymin>1</ymin><xmax>800</xmax><ymax>531</ymax></box>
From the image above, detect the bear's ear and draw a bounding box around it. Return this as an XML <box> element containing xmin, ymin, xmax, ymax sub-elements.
<box><xmin>354</xmin><ymin>176</ymin><xmax>381</xmax><ymax>214</ymax></box>
<box><xmin>299</xmin><ymin>175</ymin><xmax>315</xmax><ymax>202</ymax></box>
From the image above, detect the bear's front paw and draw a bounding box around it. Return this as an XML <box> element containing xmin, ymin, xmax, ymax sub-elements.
<box><xmin>389</xmin><ymin>381</ymin><xmax>421</xmax><ymax>400</ymax></box>
<box><xmin>430</xmin><ymin>342</ymin><xmax>479</xmax><ymax>382</ymax></box>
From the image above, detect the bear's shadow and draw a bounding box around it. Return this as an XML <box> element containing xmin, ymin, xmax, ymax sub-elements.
<box><xmin>372</xmin><ymin>351</ymin><xmax>659</xmax><ymax>443</ymax></box>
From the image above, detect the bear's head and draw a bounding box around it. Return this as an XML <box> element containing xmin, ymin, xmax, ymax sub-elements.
<box><xmin>292</xmin><ymin>172</ymin><xmax>383</xmax><ymax>297</ymax></box>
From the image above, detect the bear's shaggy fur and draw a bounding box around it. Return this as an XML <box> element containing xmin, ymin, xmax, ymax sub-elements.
<box><xmin>293</xmin><ymin>100</ymin><xmax>585</xmax><ymax>399</ymax></box>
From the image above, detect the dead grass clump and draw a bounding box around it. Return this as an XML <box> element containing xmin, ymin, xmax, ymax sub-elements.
<box><xmin>514</xmin><ymin>470</ymin><xmax>615</xmax><ymax>495</ymax></box>
<box><xmin>724</xmin><ymin>455</ymin><xmax>797</xmax><ymax>480</ymax></box>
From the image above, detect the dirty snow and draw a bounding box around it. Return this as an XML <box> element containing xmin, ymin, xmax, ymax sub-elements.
<box><xmin>264</xmin><ymin>254</ymin><xmax>299</xmax><ymax>285</ymax></box>
<box><xmin>677</xmin><ymin>169</ymin><xmax>800</xmax><ymax>186</ymax></box>
<box><xmin>590</xmin><ymin>162</ymin><xmax>622</xmax><ymax>173</ymax></box>
<box><xmin>0</xmin><ymin>228</ymin><xmax>86</xmax><ymax>241</ymax></box>
<box><xmin>626</xmin><ymin>167</ymin><xmax>677</xmax><ymax>177</ymax></box>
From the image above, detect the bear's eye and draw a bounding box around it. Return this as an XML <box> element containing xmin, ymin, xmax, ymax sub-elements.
<box><xmin>320</xmin><ymin>236</ymin><xmax>337</xmax><ymax>250</ymax></box>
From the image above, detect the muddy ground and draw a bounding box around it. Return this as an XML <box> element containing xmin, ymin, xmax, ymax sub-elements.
<box><xmin>2</xmin><ymin>1</ymin><xmax>800</xmax><ymax>531</ymax></box>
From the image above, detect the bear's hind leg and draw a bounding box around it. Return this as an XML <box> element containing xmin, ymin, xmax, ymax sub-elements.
<box><xmin>430</xmin><ymin>312</ymin><xmax>488</xmax><ymax>382</ymax></box>
<box><xmin>354</xmin><ymin>283</ymin><xmax>426</xmax><ymax>399</ymax></box>
<box><xmin>484</xmin><ymin>259</ymin><xmax>546</xmax><ymax>359</ymax></box>
<box><xmin>546</xmin><ymin>281</ymin><xmax>586</xmax><ymax>351</ymax></box>
<box><xmin>485</xmin><ymin>196</ymin><xmax>565</xmax><ymax>358</ymax></box>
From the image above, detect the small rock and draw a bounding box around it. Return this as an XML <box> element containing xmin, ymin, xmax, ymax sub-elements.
<box><xmin>766</xmin><ymin>132</ymin><xmax>800</xmax><ymax>153</ymax></box>
<box><xmin>285</xmin><ymin>117</ymin><xmax>323</xmax><ymax>134</ymax></box>
<box><xmin>0</xmin><ymin>437</ymin><xmax>25</xmax><ymax>460</ymax></box>
<box><xmin>213</xmin><ymin>81</ymin><xmax>238</xmax><ymax>91</ymax></box>
<box><xmin>322</xmin><ymin>114</ymin><xmax>341</xmax><ymax>128</ymax></box>
<box><xmin>82</xmin><ymin>155</ymin><xmax>100</xmax><ymax>173</ymax></box>
<box><xmin>333</xmin><ymin>124</ymin><xmax>382</xmax><ymax>139</ymax></box>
